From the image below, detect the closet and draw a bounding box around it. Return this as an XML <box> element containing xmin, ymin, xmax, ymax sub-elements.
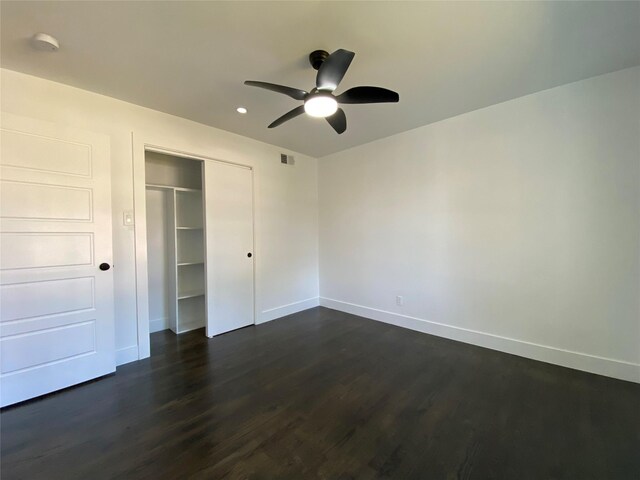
<box><xmin>146</xmin><ymin>152</ymin><xmax>205</xmax><ymax>334</ymax></box>
<box><xmin>144</xmin><ymin>150</ymin><xmax>255</xmax><ymax>341</ymax></box>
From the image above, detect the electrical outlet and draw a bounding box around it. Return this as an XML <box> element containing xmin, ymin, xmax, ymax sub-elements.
<box><xmin>396</xmin><ymin>295</ymin><xmax>404</xmax><ymax>306</ymax></box>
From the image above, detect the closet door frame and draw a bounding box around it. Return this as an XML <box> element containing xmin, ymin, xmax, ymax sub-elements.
<box><xmin>132</xmin><ymin>134</ymin><xmax>256</xmax><ymax>360</ymax></box>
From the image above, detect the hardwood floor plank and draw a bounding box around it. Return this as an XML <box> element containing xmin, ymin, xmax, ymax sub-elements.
<box><xmin>1</xmin><ymin>307</ymin><xmax>639</xmax><ymax>479</ymax></box>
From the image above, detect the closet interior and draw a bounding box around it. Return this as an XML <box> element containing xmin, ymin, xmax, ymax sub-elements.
<box><xmin>145</xmin><ymin>151</ymin><xmax>206</xmax><ymax>335</ymax></box>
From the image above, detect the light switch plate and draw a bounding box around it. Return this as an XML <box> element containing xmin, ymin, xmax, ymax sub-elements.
<box><xmin>123</xmin><ymin>211</ymin><xmax>134</xmax><ymax>226</ymax></box>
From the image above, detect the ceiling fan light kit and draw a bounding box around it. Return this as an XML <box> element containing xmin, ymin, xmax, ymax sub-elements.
<box><xmin>304</xmin><ymin>93</ymin><xmax>338</xmax><ymax>118</ymax></box>
<box><xmin>245</xmin><ymin>48</ymin><xmax>399</xmax><ymax>134</ymax></box>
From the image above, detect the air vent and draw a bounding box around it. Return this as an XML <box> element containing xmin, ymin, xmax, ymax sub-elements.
<box><xmin>280</xmin><ymin>154</ymin><xmax>295</xmax><ymax>165</ymax></box>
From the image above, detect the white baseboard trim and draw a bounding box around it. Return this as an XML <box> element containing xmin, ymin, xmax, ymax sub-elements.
<box><xmin>319</xmin><ymin>297</ymin><xmax>640</xmax><ymax>383</ymax></box>
<box><xmin>116</xmin><ymin>345</ymin><xmax>139</xmax><ymax>367</ymax></box>
<box><xmin>149</xmin><ymin>316</ymin><xmax>169</xmax><ymax>333</ymax></box>
<box><xmin>257</xmin><ymin>297</ymin><xmax>320</xmax><ymax>325</ymax></box>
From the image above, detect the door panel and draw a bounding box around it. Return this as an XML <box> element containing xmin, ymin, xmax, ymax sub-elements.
<box><xmin>1</xmin><ymin>233</ymin><xmax>94</xmax><ymax>269</ymax></box>
<box><xmin>1</xmin><ymin>181</ymin><xmax>93</xmax><ymax>221</ymax></box>
<box><xmin>1</xmin><ymin>321</ymin><xmax>96</xmax><ymax>374</ymax></box>
<box><xmin>1</xmin><ymin>128</ymin><xmax>92</xmax><ymax>176</ymax></box>
<box><xmin>1</xmin><ymin>277</ymin><xmax>94</xmax><ymax>323</ymax></box>
<box><xmin>203</xmin><ymin>161</ymin><xmax>254</xmax><ymax>336</ymax></box>
<box><xmin>0</xmin><ymin>113</ymin><xmax>115</xmax><ymax>407</ymax></box>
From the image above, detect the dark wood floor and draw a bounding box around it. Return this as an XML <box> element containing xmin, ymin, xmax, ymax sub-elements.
<box><xmin>1</xmin><ymin>307</ymin><xmax>639</xmax><ymax>479</ymax></box>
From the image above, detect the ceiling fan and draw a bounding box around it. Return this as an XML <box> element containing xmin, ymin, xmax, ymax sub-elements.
<box><xmin>244</xmin><ymin>49</ymin><xmax>399</xmax><ymax>134</ymax></box>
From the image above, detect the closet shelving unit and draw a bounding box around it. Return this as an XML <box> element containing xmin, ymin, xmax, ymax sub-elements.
<box><xmin>145</xmin><ymin>153</ymin><xmax>206</xmax><ymax>334</ymax></box>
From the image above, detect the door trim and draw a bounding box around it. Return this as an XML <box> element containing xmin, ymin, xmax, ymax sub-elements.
<box><xmin>132</xmin><ymin>135</ymin><xmax>255</xmax><ymax>360</ymax></box>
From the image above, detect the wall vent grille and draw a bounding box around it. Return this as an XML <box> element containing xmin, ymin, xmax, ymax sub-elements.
<box><xmin>280</xmin><ymin>154</ymin><xmax>294</xmax><ymax>165</ymax></box>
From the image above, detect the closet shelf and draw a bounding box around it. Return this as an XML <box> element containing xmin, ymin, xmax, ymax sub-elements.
<box><xmin>177</xmin><ymin>261</ymin><xmax>204</xmax><ymax>266</ymax></box>
<box><xmin>146</xmin><ymin>183</ymin><xmax>201</xmax><ymax>193</ymax></box>
<box><xmin>178</xmin><ymin>289</ymin><xmax>205</xmax><ymax>300</ymax></box>
<box><xmin>176</xmin><ymin>226</ymin><xmax>203</xmax><ymax>230</ymax></box>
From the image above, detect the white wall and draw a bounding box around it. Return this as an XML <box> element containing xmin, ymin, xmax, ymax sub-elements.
<box><xmin>145</xmin><ymin>188</ymin><xmax>170</xmax><ymax>333</ymax></box>
<box><xmin>3</xmin><ymin>66</ymin><xmax>638</xmax><ymax>382</ymax></box>
<box><xmin>1</xmin><ymin>68</ymin><xmax>319</xmax><ymax>365</ymax></box>
<box><xmin>319</xmin><ymin>67</ymin><xmax>640</xmax><ymax>382</ymax></box>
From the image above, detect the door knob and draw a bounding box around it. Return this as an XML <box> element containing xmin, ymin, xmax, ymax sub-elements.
<box><xmin>99</xmin><ymin>263</ymin><xmax>111</xmax><ymax>271</ymax></box>
<box><xmin>247</xmin><ymin>253</ymin><xmax>252</xmax><ymax>258</ymax></box>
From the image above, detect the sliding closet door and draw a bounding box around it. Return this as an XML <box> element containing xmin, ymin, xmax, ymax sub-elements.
<box><xmin>203</xmin><ymin>161</ymin><xmax>254</xmax><ymax>336</ymax></box>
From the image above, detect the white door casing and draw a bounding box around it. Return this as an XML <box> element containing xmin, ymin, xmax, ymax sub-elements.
<box><xmin>0</xmin><ymin>113</ymin><xmax>115</xmax><ymax>407</ymax></box>
<box><xmin>203</xmin><ymin>160</ymin><xmax>255</xmax><ymax>336</ymax></box>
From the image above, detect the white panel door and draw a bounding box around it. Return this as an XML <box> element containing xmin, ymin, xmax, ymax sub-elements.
<box><xmin>203</xmin><ymin>161</ymin><xmax>254</xmax><ymax>336</ymax></box>
<box><xmin>0</xmin><ymin>112</ymin><xmax>115</xmax><ymax>407</ymax></box>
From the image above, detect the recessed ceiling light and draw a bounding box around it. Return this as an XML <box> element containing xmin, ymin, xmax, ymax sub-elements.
<box><xmin>31</xmin><ymin>33</ymin><xmax>59</xmax><ymax>52</ymax></box>
<box><xmin>236</xmin><ymin>107</ymin><xmax>247</xmax><ymax>114</ymax></box>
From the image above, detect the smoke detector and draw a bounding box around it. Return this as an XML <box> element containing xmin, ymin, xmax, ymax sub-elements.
<box><xmin>31</xmin><ymin>33</ymin><xmax>59</xmax><ymax>52</ymax></box>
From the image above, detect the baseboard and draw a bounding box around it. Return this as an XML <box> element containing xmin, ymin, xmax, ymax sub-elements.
<box><xmin>319</xmin><ymin>297</ymin><xmax>640</xmax><ymax>383</ymax></box>
<box><xmin>149</xmin><ymin>316</ymin><xmax>169</xmax><ymax>333</ymax></box>
<box><xmin>116</xmin><ymin>345</ymin><xmax>139</xmax><ymax>367</ymax></box>
<box><xmin>257</xmin><ymin>297</ymin><xmax>320</xmax><ymax>324</ymax></box>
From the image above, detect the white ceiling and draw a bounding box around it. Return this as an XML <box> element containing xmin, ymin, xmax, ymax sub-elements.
<box><xmin>1</xmin><ymin>1</ymin><xmax>639</xmax><ymax>158</ymax></box>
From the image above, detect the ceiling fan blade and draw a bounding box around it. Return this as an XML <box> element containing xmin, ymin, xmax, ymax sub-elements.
<box><xmin>244</xmin><ymin>81</ymin><xmax>308</xmax><ymax>101</ymax></box>
<box><xmin>316</xmin><ymin>49</ymin><xmax>355</xmax><ymax>91</ymax></box>
<box><xmin>326</xmin><ymin>108</ymin><xmax>347</xmax><ymax>134</ymax></box>
<box><xmin>268</xmin><ymin>105</ymin><xmax>306</xmax><ymax>128</ymax></box>
<box><xmin>336</xmin><ymin>86</ymin><xmax>399</xmax><ymax>104</ymax></box>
